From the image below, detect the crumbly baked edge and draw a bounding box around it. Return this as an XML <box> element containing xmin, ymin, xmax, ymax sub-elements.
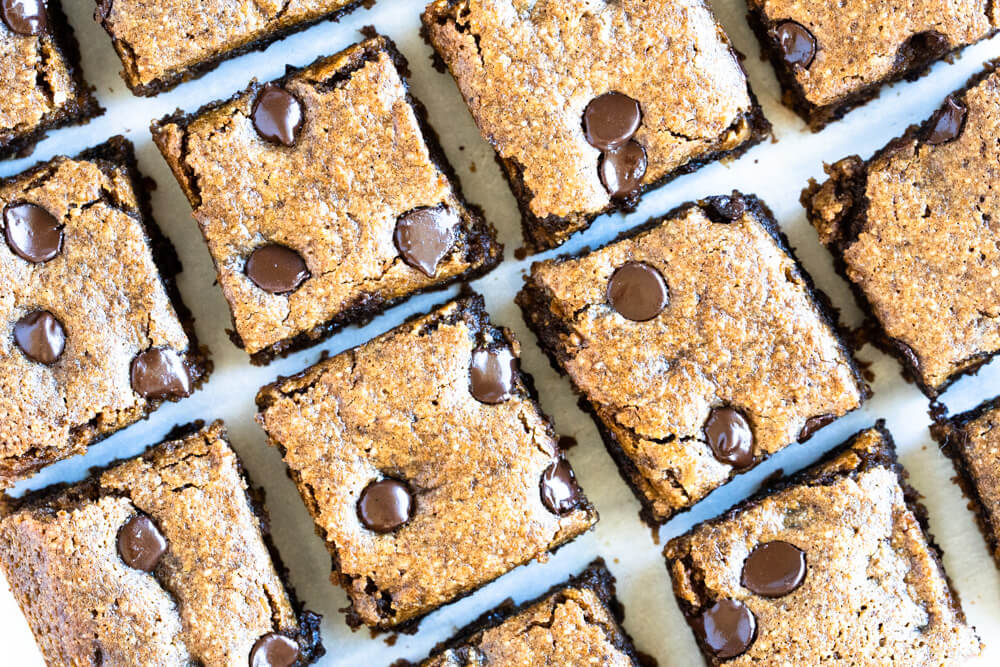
<box><xmin>515</xmin><ymin>193</ymin><xmax>868</xmax><ymax>525</ymax></box>
<box><xmin>151</xmin><ymin>31</ymin><xmax>502</xmax><ymax>365</ymax></box>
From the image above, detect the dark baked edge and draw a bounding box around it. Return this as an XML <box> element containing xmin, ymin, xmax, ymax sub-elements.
<box><xmin>664</xmin><ymin>421</ymin><xmax>975</xmax><ymax>665</ymax></box>
<box><xmin>150</xmin><ymin>31</ymin><xmax>502</xmax><ymax>365</ymax></box>
<box><xmin>0</xmin><ymin>136</ymin><xmax>212</xmax><ymax>485</ymax></box>
<box><xmin>801</xmin><ymin>61</ymin><xmax>1000</xmax><ymax>397</ymax></box>
<box><xmin>746</xmin><ymin>7</ymin><xmax>999</xmax><ymax>130</ymax></box>
<box><xmin>420</xmin><ymin>0</ymin><xmax>772</xmax><ymax>253</ymax></box>
<box><xmin>515</xmin><ymin>192</ymin><xmax>868</xmax><ymax>525</ymax></box>
<box><xmin>389</xmin><ymin>558</ymin><xmax>644</xmax><ymax>666</ymax></box>
<box><xmin>0</xmin><ymin>0</ymin><xmax>103</xmax><ymax>159</ymax></box>
<box><xmin>0</xmin><ymin>420</ymin><xmax>324</xmax><ymax>664</ymax></box>
<box><xmin>94</xmin><ymin>0</ymin><xmax>372</xmax><ymax>96</ymax></box>
<box><xmin>255</xmin><ymin>288</ymin><xmax>598</xmax><ymax>633</ymax></box>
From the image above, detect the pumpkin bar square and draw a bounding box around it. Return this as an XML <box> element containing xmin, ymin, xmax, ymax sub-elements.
<box><xmin>0</xmin><ymin>137</ymin><xmax>209</xmax><ymax>487</ymax></box>
<box><xmin>422</xmin><ymin>0</ymin><xmax>769</xmax><ymax>252</ymax></box>
<box><xmin>152</xmin><ymin>34</ymin><xmax>501</xmax><ymax>364</ymax></box>
<box><xmin>517</xmin><ymin>193</ymin><xmax>867</xmax><ymax>523</ymax></box>
<box><xmin>255</xmin><ymin>293</ymin><xmax>597</xmax><ymax>631</ymax></box>
<box><xmin>664</xmin><ymin>424</ymin><xmax>980</xmax><ymax>664</ymax></box>
<box><xmin>0</xmin><ymin>421</ymin><xmax>323</xmax><ymax>666</ymax></box>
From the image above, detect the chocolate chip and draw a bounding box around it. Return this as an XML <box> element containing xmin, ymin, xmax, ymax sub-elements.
<box><xmin>741</xmin><ymin>540</ymin><xmax>806</xmax><ymax>597</ymax></box>
<box><xmin>697</xmin><ymin>599</ymin><xmax>756</xmax><ymax>659</ymax></box>
<box><xmin>703</xmin><ymin>194</ymin><xmax>746</xmax><ymax>223</ymax></box>
<box><xmin>1</xmin><ymin>0</ymin><xmax>46</xmax><ymax>35</ymax></box>
<box><xmin>540</xmin><ymin>458</ymin><xmax>583</xmax><ymax>514</ymax></box>
<box><xmin>4</xmin><ymin>203</ymin><xmax>63</xmax><ymax>263</ymax></box>
<box><xmin>776</xmin><ymin>21</ymin><xmax>816</xmax><ymax>69</ymax></box>
<box><xmin>246</xmin><ymin>244</ymin><xmax>309</xmax><ymax>294</ymax></box>
<box><xmin>598</xmin><ymin>140</ymin><xmax>647</xmax><ymax>199</ymax></box>
<box><xmin>583</xmin><ymin>92</ymin><xmax>642</xmax><ymax>151</ymax></box>
<box><xmin>252</xmin><ymin>83</ymin><xmax>304</xmax><ymax>146</ymax></box>
<box><xmin>117</xmin><ymin>514</ymin><xmax>167</xmax><ymax>572</ymax></box>
<box><xmin>394</xmin><ymin>207</ymin><xmax>458</xmax><ymax>277</ymax></box>
<box><xmin>130</xmin><ymin>348</ymin><xmax>192</xmax><ymax>400</ymax></box>
<box><xmin>705</xmin><ymin>407</ymin><xmax>754</xmax><ymax>468</ymax></box>
<box><xmin>925</xmin><ymin>96</ymin><xmax>966</xmax><ymax>145</ymax></box>
<box><xmin>894</xmin><ymin>339</ymin><xmax>922</xmax><ymax>374</ymax></box>
<box><xmin>250</xmin><ymin>633</ymin><xmax>300</xmax><ymax>667</ymax></box>
<box><xmin>358</xmin><ymin>478</ymin><xmax>414</xmax><ymax>533</ymax></box>
<box><xmin>14</xmin><ymin>310</ymin><xmax>65</xmax><ymax>364</ymax></box>
<box><xmin>606</xmin><ymin>261</ymin><xmax>668</xmax><ymax>322</ymax></box>
<box><xmin>469</xmin><ymin>347</ymin><xmax>517</xmax><ymax>404</ymax></box>
<box><xmin>797</xmin><ymin>413</ymin><xmax>835</xmax><ymax>442</ymax></box>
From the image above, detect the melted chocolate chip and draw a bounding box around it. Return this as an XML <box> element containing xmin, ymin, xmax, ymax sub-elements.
<box><xmin>925</xmin><ymin>96</ymin><xmax>967</xmax><ymax>145</ymax></box>
<box><xmin>776</xmin><ymin>21</ymin><xmax>816</xmax><ymax>69</ymax></box>
<box><xmin>705</xmin><ymin>407</ymin><xmax>754</xmax><ymax>468</ymax></box>
<box><xmin>130</xmin><ymin>348</ymin><xmax>192</xmax><ymax>400</ymax></box>
<box><xmin>894</xmin><ymin>339</ymin><xmax>922</xmax><ymax>374</ymax></box>
<box><xmin>697</xmin><ymin>599</ymin><xmax>756</xmax><ymax>659</ymax></box>
<box><xmin>599</xmin><ymin>140</ymin><xmax>647</xmax><ymax>199</ymax></box>
<box><xmin>1</xmin><ymin>0</ymin><xmax>46</xmax><ymax>35</ymax></box>
<box><xmin>4</xmin><ymin>203</ymin><xmax>62</xmax><ymax>263</ymax></box>
<box><xmin>797</xmin><ymin>413</ymin><xmax>835</xmax><ymax>442</ymax></box>
<box><xmin>583</xmin><ymin>92</ymin><xmax>642</xmax><ymax>151</ymax></box>
<box><xmin>246</xmin><ymin>244</ymin><xmax>309</xmax><ymax>294</ymax></box>
<box><xmin>250</xmin><ymin>634</ymin><xmax>300</xmax><ymax>667</ymax></box>
<box><xmin>394</xmin><ymin>207</ymin><xmax>458</xmax><ymax>277</ymax></box>
<box><xmin>252</xmin><ymin>84</ymin><xmax>304</xmax><ymax>146</ymax></box>
<box><xmin>117</xmin><ymin>514</ymin><xmax>167</xmax><ymax>572</ymax></box>
<box><xmin>358</xmin><ymin>478</ymin><xmax>414</xmax><ymax>533</ymax></box>
<box><xmin>469</xmin><ymin>347</ymin><xmax>517</xmax><ymax>404</ymax></box>
<box><xmin>606</xmin><ymin>261</ymin><xmax>668</xmax><ymax>322</ymax></box>
<box><xmin>741</xmin><ymin>540</ymin><xmax>806</xmax><ymax>597</ymax></box>
<box><xmin>14</xmin><ymin>310</ymin><xmax>65</xmax><ymax>364</ymax></box>
<box><xmin>540</xmin><ymin>458</ymin><xmax>583</xmax><ymax>514</ymax></box>
<box><xmin>703</xmin><ymin>194</ymin><xmax>746</xmax><ymax>223</ymax></box>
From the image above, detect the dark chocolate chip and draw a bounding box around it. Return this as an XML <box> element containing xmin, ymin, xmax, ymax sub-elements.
<box><xmin>607</xmin><ymin>261</ymin><xmax>668</xmax><ymax>322</ymax></box>
<box><xmin>130</xmin><ymin>348</ymin><xmax>192</xmax><ymax>400</ymax></box>
<box><xmin>1</xmin><ymin>0</ymin><xmax>46</xmax><ymax>35</ymax></box>
<box><xmin>797</xmin><ymin>413</ymin><xmax>835</xmax><ymax>442</ymax></box>
<box><xmin>583</xmin><ymin>92</ymin><xmax>642</xmax><ymax>151</ymax></box>
<box><xmin>4</xmin><ymin>203</ymin><xmax>62</xmax><ymax>263</ymax></box>
<box><xmin>705</xmin><ymin>407</ymin><xmax>754</xmax><ymax>468</ymax></box>
<box><xmin>469</xmin><ymin>347</ymin><xmax>517</xmax><ymax>404</ymax></box>
<box><xmin>14</xmin><ymin>310</ymin><xmax>65</xmax><ymax>364</ymax></box>
<box><xmin>250</xmin><ymin>633</ymin><xmax>300</xmax><ymax>667</ymax></box>
<box><xmin>894</xmin><ymin>339</ymin><xmax>922</xmax><ymax>374</ymax></box>
<box><xmin>703</xmin><ymin>194</ymin><xmax>746</xmax><ymax>223</ymax></box>
<box><xmin>252</xmin><ymin>83</ymin><xmax>304</xmax><ymax>146</ymax></box>
<box><xmin>394</xmin><ymin>207</ymin><xmax>458</xmax><ymax>277</ymax></box>
<box><xmin>741</xmin><ymin>540</ymin><xmax>806</xmax><ymax>597</ymax></box>
<box><xmin>598</xmin><ymin>140</ymin><xmax>647</xmax><ymax>199</ymax></box>
<box><xmin>697</xmin><ymin>599</ymin><xmax>756</xmax><ymax>659</ymax></box>
<box><xmin>540</xmin><ymin>458</ymin><xmax>583</xmax><ymax>514</ymax></box>
<box><xmin>246</xmin><ymin>244</ymin><xmax>309</xmax><ymax>294</ymax></box>
<box><xmin>776</xmin><ymin>21</ymin><xmax>816</xmax><ymax>69</ymax></box>
<box><xmin>117</xmin><ymin>514</ymin><xmax>167</xmax><ymax>572</ymax></box>
<box><xmin>925</xmin><ymin>96</ymin><xmax>966</xmax><ymax>145</ymax></box>
<box><xmin>358</xmin><ymin>478</ymin><xmax>414</xmax><ymax>533</ymax></box>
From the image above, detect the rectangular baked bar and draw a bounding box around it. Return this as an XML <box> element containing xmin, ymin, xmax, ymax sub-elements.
<box><xmin>0</xmin><ymin>137</ymin><xmax>209</xmax><ymax>487</ymax></box>
<box><xmin>664</xmin><ymin>424</ymin><xmax>980</xmax><ymax>665</ymax></box>
<box><xmin>256</xmin><ymin>293</ymin><xmax>597</xmax><ymax>631</ymax></box>
<box><xmin>517</xmin><ymin>193</ymin><xmax>867</xmax><ymax>523</ymax></box>
<box><xmin>803</xmin><ymin>63</ymin><xmax>1000</xmax><ymax>396</ymax></box>
<box><xmin>152</xmin><ymin>34</ymin><xmax>501</xmax><ymax>364</ymax></box>
<box><xmin>422</xmin><ymin>0</ymin><xmax>769</xmax><ymax>252</ymax></box>
<box><xmin>0</xmin><ymin>421</ymin><xmax>323</xmax><ymax>666</ymax></box>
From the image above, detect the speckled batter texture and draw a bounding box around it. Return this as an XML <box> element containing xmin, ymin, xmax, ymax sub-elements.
<box><xmin>748</xmin><ymin>0</ymin><xmax>998</xmax><ymax>128</ymax></box>
<box><xmin>0</xmin><ymin>421</ymin><xmax>323</xmax><ymax>667</ymax></box>
<box><xmin>517</xmin><ymin>196</ymin><xmax>866</xmax><ymax>523</ymax></box>
<box><xmin>256</xmin><ymin>294</ymin><xmax>597</xmax><ymax>631</ymax></box>
<box><xmin>0</xmin><ymin>138</ymin><xmax>209</xmax><ymax>487</ymax></box>
<box><xmin>804</xmin><ymin>65</ymin><xmax>1000</xmax><ymax>396</ymax></box>
<box><xmin>153</xmin><ymin>35</ymin><xmax>500</xmax><ymax>363</ymax></box>
<box><xmin>95</xmin><ymin>0</ymin><xmax>366</xmax><ymax>95</ymax></box>
<box><xmin>422</xmin><ymin>0</ymin><xmax>769</xmax><ymax>252</ymax></box>
<box><xmin>665</xmin><ymin>425</ymin><xmax>981</xmax><ymax>665</ymax></box>
<box><xmin>0</xmin><ymin>0</ymin><xmax>100</xmax><ymax>157</ymax></box>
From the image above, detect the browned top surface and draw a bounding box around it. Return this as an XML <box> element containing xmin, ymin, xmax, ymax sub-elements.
<box><xmin>949</xmin><ymin>403</ymin><xmax>1000</xmax><ymax>561</ymax></box>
